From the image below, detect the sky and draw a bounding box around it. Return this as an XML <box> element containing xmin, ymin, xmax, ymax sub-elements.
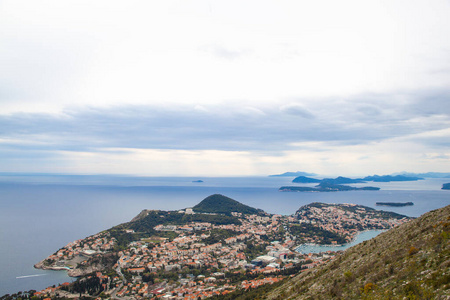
<box><xmin>1</xmin><ymin>0</ymin><xmax>450</xmax><ymax>177</ymax></box>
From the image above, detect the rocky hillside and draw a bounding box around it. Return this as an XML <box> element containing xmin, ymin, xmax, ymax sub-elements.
<box><xmin>265</xmin><ymin>205</ymin><xmax>450</xmax><ymax>299</ymax></box>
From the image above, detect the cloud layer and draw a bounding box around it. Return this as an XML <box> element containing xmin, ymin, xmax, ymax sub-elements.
<box><xmin>1</xmin><ymin>90</ymin><xmax>449</xmax><ymax>175</ymax></box>
<box><xmin>1</xmin><ymin>0</ymin><xmax>450</xmax><ymax>175</ymax></box>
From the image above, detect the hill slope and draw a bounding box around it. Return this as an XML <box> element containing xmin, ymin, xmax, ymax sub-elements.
<box><xmin>192</xmin><ymin>194</ymin><xmax>262</xmax><ymax>215</ymax></box>
<box><xmin>266</xmin><ymin>205</ymin><xmax>450</xmax><ymax>299</ymax></box>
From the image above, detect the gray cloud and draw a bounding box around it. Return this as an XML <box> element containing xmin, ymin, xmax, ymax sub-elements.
<box><xmin>1</xmin><ymin>90</ymin><xmax>449</xmax><ymax>154</ymax></box>
<box><xmin>279</xmin><ymin>103</ymin><xmax>315</xmax><ymax>119</ymax></box>
<box><xmin>356</xmin><ymin>104</ymin><xmax>382</xmax><ymax>117</ymax></box>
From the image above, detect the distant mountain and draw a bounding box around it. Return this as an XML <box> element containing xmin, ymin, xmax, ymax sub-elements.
<box><xmin>269</xmin><ymin>171</ymin><xmax>316</xmax><ymax>177</ymax></box>
<box><xmin>265</xmin><ymin>204</ymin><xmax>450</xmax><ymax>299</ymax></box>
<box><xmin>393</xmin><ymin>172</ymin><xmax>450</xmax><ymax>178</ymax></box>
<box><xmin>192</xmin><ymin>194</ymin><xmax>262</xmax><ymax>215</ymax></box>
<box><xmin>292</xmin><ymin>176</ymin><xmax>321</xmax><ymax>183</ymax></box>
<box><xmin>362</xmin><ymin>174</ymin><xmax>423</xmax><ymax>182</ymax></box>
<box><xmin>442</xmin><ymin>183</ymin><xmax>450</xmax><ymax>190</ymax></box>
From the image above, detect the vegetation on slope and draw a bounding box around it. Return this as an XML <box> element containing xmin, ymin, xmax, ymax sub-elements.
<box><xmin>297</xmin><ymin>202</ymin><xmax>408</xmax><ymax>220</ymax></box>
<box><xmin>266</xmin><ymin>205</ymin><xmax>450</xmax><ymax>299</ymax></box>
<box><xmin>192</xmin><ymin>194</ymin><xmax>262</xmax><ymax>215</ymax></box>
<box><xmin>292</xmin><ymin>176</ymin><xmax>321</xmax><ymax>183</ymax></box>
<box><xmin>109</xmin><ymin>209</ymin><xmax>241</xmax><ymax>248</ymax></box>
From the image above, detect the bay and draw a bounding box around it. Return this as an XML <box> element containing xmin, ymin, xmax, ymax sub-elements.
<box><xmin>0</xmin><ymin>175</ymin><xmax>449</xmax><ymax>296</ymax></box>
<box><xmin>296</xmin><ymin>230</ymin><xmax>386</xmax><ymax>254</ymax></box>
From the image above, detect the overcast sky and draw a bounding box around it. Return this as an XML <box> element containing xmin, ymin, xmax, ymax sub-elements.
<box><xmin>1</xmin><ymin>0</ymin><xmax>450</xmax><ymax>176</ymax></box>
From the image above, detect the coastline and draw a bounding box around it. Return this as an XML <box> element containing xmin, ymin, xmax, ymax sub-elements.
<box><xmin>2</xmin><ymin>177</ymin><xmax>449</xmax><ymax>296</ymax></box>
<box><xmin>34</xmin><ymin>261</ymin><xmax>72</xmax><ymax>272</ymax></box>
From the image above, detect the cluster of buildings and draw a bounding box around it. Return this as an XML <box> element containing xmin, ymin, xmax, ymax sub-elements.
<box><xmin>241</xmin><ymin>276</ymin><xmax>284</xmax><ymax>289</ymax></box>
<box><xmin>32</xmin><ymin>203</ymin><xmax>407</xmax><ymax>299</ymax></box>
<box><xmin>40</xmin><ymin>232</ymin><xmax>116</xmax><ymax>267</ymax></box>
<box><xmin>117</xmin><ymin>216</ymin><xmax>297</xmax><ymax>277</ymax></box>
<box><xmin>294</xmin><ymin>203</ymin><xmax>410</xmax><ymax>243</ymax></box>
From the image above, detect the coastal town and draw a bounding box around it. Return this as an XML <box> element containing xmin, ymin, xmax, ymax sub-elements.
<box><xmin>19</xmin><ymin>196</ymin><xmax>410</xmax><ymax>299</ymax></box>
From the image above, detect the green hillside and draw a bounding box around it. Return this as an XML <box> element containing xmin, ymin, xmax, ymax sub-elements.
<box><xmin>264</xmin><ymin>205</ymin><xmax>450</xmax><ymax>299</ymax></box>
<box><xmin>192</xmin><ymin>194</ymin><xmax>262</xmax><ymax>215</ymax></box>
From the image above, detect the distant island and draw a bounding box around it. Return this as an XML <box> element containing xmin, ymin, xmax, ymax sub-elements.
<box><xmin>321</xmin><ymin>176</ymin><xmax>366</xmax><ymax>184</ymax></box>
<box><xmin>192</xmin><ymin>180</ymin><xmax>203</xmax><ymax>183</ymax></box>
<box><xmin>269</xmin><ymin>171</ymin><xmax>316</xmax><ymax>177</ymax></box>
<box><xmin>280</xmin><ymin>182</ymin><xmax>380</xmax><ymax>192</ymax></box>
<box><xmin>292</xmin><ymin>176</ymin><xmax>321</xmax><ymax>183</ymax></box>
<box><xmin>291</xmin><ymin>174</ymin><xmax>422</xmax><ymax>184</ymax></box>
<box><xmin>376</xmin><ymin>202</ymin><xmax>414</xmax><ymax>207</ymax></box>
<box><xmin>442</xmin><ymin>183</ymin><xmax>450</xmax><ymax>190</ymax></box>
<box><xmin>292</xmin><ymin>176</ymin><xmax>363</xmax><ymax>184</ymax></box>
<box><xmin>361</xmin><ymin>175</ymin><xmax>423</xmax><ymax>182</ymax></box>
<box><xmin>280</xmin><ymin>174</ymin><xmax>429</xmax><ymax>192</ymax></box>
<box><xmin>393</xmin><ymin>172</ymin><xmax>450</xmax><ymax>178</ymax></box>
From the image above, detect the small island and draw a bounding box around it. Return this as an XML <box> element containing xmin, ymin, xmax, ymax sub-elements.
<box><xmin>442</xmin><ymin>183</ymin><xmax>450</xmax><ymax>190</ymax></box>
<box><xmin>192</xmin><ymin>180</ymin><xmax>204</xmax><ymax>183</ymax></box>
<box><xmin>376</xmin><ymin>202</ymin><xmax>414</xmax><ymax>207</ymax></box>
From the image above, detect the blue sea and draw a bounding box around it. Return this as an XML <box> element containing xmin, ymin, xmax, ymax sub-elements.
<box><xmin>296</xmin><ymin>230</ymin><xmax>386</xmax><ymax>254</ymax></box>
<box><xmin>0</xmin><ymin>175</ymin><xmax>449</xmax><ymax>296</ymax></box>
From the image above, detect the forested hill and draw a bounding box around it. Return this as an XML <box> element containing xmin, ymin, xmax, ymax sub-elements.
<box><xmin>192</xmin><ymin>194</ymin><xmax>263</xmax><ymax>215</ymax></box>
<box><xmin>264</xmin><ymin>204</ymin><xmax>450</xmax><ymax>299</ymax></box>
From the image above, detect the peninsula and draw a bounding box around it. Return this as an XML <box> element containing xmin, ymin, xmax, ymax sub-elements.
<box><xmin>29</xmin><ymin>195</ymin><xmax>408</xmax><ymax>299</ymax></box>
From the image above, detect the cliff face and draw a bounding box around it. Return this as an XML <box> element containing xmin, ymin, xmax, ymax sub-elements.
<box><xmin>266</xmin><ymin>205</ymin><xmax>450</xmax><ymax>299</ymax></box>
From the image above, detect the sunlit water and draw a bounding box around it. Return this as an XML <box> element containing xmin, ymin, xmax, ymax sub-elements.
<box><xmin>0</xmin><ymin>175</ymin><xmax>449</xmax><ymax>295</ymax></box>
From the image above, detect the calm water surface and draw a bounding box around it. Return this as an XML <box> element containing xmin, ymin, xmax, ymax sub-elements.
<box><xmin>296</xmin><ymin>230</ymin><xmax>386</xmax><ymax>254</ymax></box>
<box><xmin>0</xmin><ymin>175</ymin><xmax>449</xmax><ymax>295</ymax></box>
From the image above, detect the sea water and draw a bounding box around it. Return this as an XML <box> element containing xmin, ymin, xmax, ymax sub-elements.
<box><xmin>0</xmin><ymin>175</ymin><xmax>449</xmax><ymax>295</ymax></box>
<box><xmin>296</xmin><ymin>230</ymin><xmax>386</xmax><ymax>254</ymax></box>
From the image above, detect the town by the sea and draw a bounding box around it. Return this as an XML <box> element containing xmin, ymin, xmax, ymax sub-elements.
<box><xmin>0</xmin><ymin>174</ymin><xmax>449</xmax><ymax>296</ymax></box>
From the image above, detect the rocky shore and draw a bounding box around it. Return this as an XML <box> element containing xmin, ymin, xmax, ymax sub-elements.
<box><xmin>34</xmin><ymin>252</ymin><xmax>117</xmax><ymax>277</ymax></box>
